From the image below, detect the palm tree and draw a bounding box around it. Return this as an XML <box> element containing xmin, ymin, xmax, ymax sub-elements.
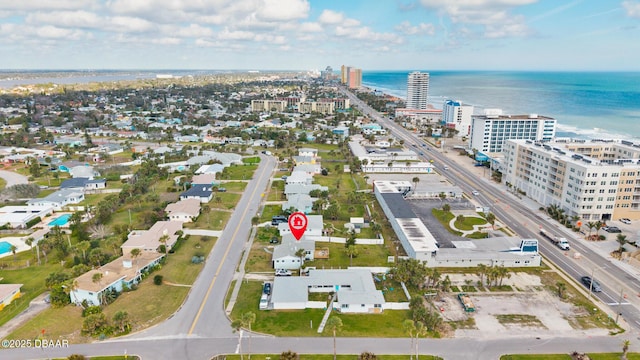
<box><xmin>159</xmin><ymin>234</ymin><xmax>170</xmax><ymax>258</ymax></box>
<box><xmin>414</xmin><ymin>321</ymin><xmax>427</xmax><ymax>360</ymax></box>
<box><xmin>617</xmin><ymin>234</ymin><xmax>628</xmax><ymax>254</ymax></box>
<box><xmin>586</xmin><ymin>221</ymin><xmax>596</xmax><ymax>239</ymax></box>
<box><xmin>622</xmin><ymin>339</ymin><xmax>631</xmax><ymax>360</ymax></box>
<box><xmin>231</xmin><ymin>319</ymin><xmax>244</xmax><ymax>360</ymax></box>
<box><xmin>10</xmin><ymin>244</ymin><xmax>17</xmax><ymax>260</ymax></box>
<box><xmin>594</xmin><ymin>220</ymin><xmax>604</xmax><ymax>238</ymax></box>
<box><xmin>241</xmin><ymin>312</ymin><xmax>256</xmax><ymax>359</ymax></box>
<box><xmin>295</xmin><ymin>248</ymin><xmax>306</xmax><ymax>276</ymax></box>
<box><xmin>77</xmin><ymin>241</ymin><xmax>90</xmax><ymax>262</ymax></box>
<box><xmin>359</xmin><ymin>352</ymin><xmax>377</xmax><ymax>360</ymax></box>
<box><xmin>476</xmin><ymin>264</ymin><xmax>488</xmax><ymax>287</ymax></box>
<box><xmin>412</xmin><ymin>176</ymin><xmax>420</xmax><ymax>192</ymax></box>
<box><xmin>92</xmin><ymin>272</ymin><xmax>104</xmax><ymax>304</ymax></box>
<box><xmin>325</xmin><ymin>316</ymin><xmax>343</xmax><ymax>360</ymax></box>
<box><xmin>403</xmin><ymin>319</ymin><xmax>416</xmax><ymax>360</ymax></box>
<box><xmin>485</xmin><ymin>212</ymin><xmax>496</xmax><ymax>230</ymax></box>
<box><xmin>345</xmin><ymin>245</ymin><xmax>358</xmax><ymax>267</ymax></box>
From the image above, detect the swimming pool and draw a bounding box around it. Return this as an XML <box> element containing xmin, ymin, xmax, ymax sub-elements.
<box><xmin>0</xmin><ymin>241</ymin><xmax>11</xmax><ymax>255</ymax></box>
<box><xmin>48</xmin><ymin>214</ymin><xmax>71</xmax><ymax>227</ymax></box>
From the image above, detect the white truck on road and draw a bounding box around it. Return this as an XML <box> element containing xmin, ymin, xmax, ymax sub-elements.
<box><xmin>539</xmin><ymin>229</ymin><xmax>570</xmax><ymax>250</ymax></box>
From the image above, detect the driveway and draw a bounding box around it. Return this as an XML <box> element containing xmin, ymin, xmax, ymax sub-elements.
<box><xmin>0</xmin><ymin>169</ymin><xmax>28</xmax><ymax>188</ymax></box>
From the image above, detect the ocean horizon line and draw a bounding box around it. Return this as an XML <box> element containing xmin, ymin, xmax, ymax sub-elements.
<box><xmin>0</xmin><ymin>68</ymin><xmax>639</xmax><ymax>73</ymax></box>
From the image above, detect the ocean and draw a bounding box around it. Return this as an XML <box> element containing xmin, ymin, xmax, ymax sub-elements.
<box><xmin>362</xmin><ymin>71</ymin><xmax>640</xmax><ymax>140</ymax></box>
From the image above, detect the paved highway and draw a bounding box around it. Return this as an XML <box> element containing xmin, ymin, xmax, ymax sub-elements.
<box><xmin>339</xmin><ymin>86</ymin><xmax>640</xmax><ymax>332</ymax></box>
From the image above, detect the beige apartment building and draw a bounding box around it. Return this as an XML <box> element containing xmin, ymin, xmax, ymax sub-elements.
<box><xmin>503</xmin><ymin>139</ymin><xmax>640</xmax><ymax>222</ymax></box>
<box><xmin>298</xmin><ymin>101</ymin><xmax>335</xmax><ymax>114</ymax></box>
<box><xmin>251</xmin><ymin>99</ymin><xmax>287</xmax><ymax>112</ymax></box>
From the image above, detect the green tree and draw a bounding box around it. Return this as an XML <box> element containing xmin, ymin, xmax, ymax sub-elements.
<box><xmin>345</xmin><ymin>245</ymin><xmax>359</xmax><ymax>267</ymax></box>
<box><xmin>485</xmin><ymin>212</ymin><xmax>496</xmax><ymax>230</ymax></box>
<box><xmin>325</xmin><ymin>316</ymin><xmax>343</xmax><ymax>360</ymax></box>
<box><xmin>159</xmin><ymin>234</ymin><xmax>170</xmax><ymax>258</ymax></box>
<box><xmin>130</xmin><ymin>248</ymin><xmax>141</xmax><ymax>266</ymax></box>
<box><xmin>359</xmin><ymin>352</ymin><xmax>377</xmax><ymax>360</ymax></box>
<box><xmin>10</xmin><ymin>244</ymin><xmax>17</xmax><ymax>260</ymax></box>
<box><xmin>442</xmin><ymin>203</ymin><xmax>450</xmax><ymax>212</ymax></box>
<box><xmin>403</xmin><ymin>319</ymin><xmax>417</xmax><ymax>360</ymax></box>
<box><xmin>76</xmin><ymin>241</ymin><xmax>90</xmax><ymax>262</ymax></box>
<box><xmin>112</xmin><ymin>311</ymin><xmax>131</xmax><ymax>333</ymax></box>
<box><xmin>622</xmin><ymin>339</ymin><xmax>631</xmax><ymax>360</ymax></box>
<box><xmin>556</xmin><ymin>281</ymin><xmax>566</xmax><ymax>299</ymax></box>
<box><xmin>81</xmin><ymin>313</ymin><xmax>109</xmax><ymax>336</ymax></box>
<box><xmin>280</xmin><ymin>350</ymin><xmax>299</xmax><ymax>360</ymax></box>
<box><xmin>617</xmin><ymin>234</ymin><xmax>628</xmax><ymax>254</ymax></box>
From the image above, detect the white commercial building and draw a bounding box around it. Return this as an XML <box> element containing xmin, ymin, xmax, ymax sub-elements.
<box><xmin>469</xmin><ymin>110</ymin><xmax>556</xmax><ymax>153</ymax></box>
<box><xmin>406</xmin><ymin>71</ymin><xmax>429</xmax><ymax>110</ymax></box>
<box><xmin>442</xmin><ymin>100</ymin><xmax>474</xmax><ymax>138</ymax></box>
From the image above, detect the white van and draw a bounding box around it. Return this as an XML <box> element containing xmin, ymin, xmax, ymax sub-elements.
<box><xmin>259</xmin><ymin>294</ymin><xmax>268</xmax><ymax>310</ymax></box>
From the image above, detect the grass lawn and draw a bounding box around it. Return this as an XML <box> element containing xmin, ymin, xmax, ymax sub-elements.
<box><xmin>157</xmin><ymin>235</ymin><xmax>217</xmax><ymax>285</ymax></box>
<box><xmin>184</xmin><ymin>210</ymin><xmax>232</xmax><ymax>230</ymax></box>
<box><xmin>260</xmin><ymin>205</ymin><xmax>283</xmax><ymax>223</ymax></box>
<box><xmin>220</xmin><ymin>181</ymin><xmax>248</xmax><ymax>192</ymax></box>
<box><xmin>304</xmin><ymin>242</ymin><xmax>391</xmax><ymax>269</ymax></box>
<box><xmin>432</xmin><ymin>209</ymin><xmax>462</xmax><ymax>236</ymax></box>
<box><xmin>214</xmin><ymin>192</ymin><xmax>242</xmax><ymax>210</ymax></box>
<box><xmin>243</xmin><ymin>156</ymin><xmax>261</xmax><ymax>164</ymax></box>
<box><xmin>230</xmin><ymin>280</ymin><xmax>412</xmax><ymax>337</ymax></box>
<box><xmin>6</xmin><ymin>305</ymin><xmax>85</xmax><ymax>343</ymax></box>
<box><xmin>0</xmin><ymin>176</ymin><xmax>6</xmax><ymax>190</ymax></box>
<box><xmin>221</xmin><ymin>164</ymin><xmax>258</xmax><ymax>180</ymax></box>
<box><xmin>453</xmin><ymin>216</ymin><xmax>487</xmax><ymax>231</ymax></box>
<box><xmin>0</xmin><ymin>261</ymin><xmax>61</xmax><ymax>327</ymax></box>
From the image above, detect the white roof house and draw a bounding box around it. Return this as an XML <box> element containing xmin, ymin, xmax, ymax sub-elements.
<box><xmin>0</xmin><ymin>205</ymin><xmax>54</xmax><ymax>229</ymax></box>
<box><xmin>272</xmin><ymin>234</ymin><xmax>315</xmax><ymax>270</ymax></box>
<box><xmin>26</xmin><ymin>188</ymin><xmax>85</xmax><ymax>210</ymax></box>
<box><xmin>278</xmin><ymin>215</ymin><xmax>323</xmax><ymax>237</ymax></box>
<box><xmin>270</xmin><ymin>269</ymin><xmax>385</xmax><ymax>313</ymax></box>
<box><xmin>285</xmin><ymin>171</ymin><xmax>313</xmax><ymax>186</ymax></box>
<box><xmin>298</xmin><ymin>148</ymin><xmax>319</xmax><ymax>158</ymax></box>
<box><xmin>69</xmin><ymin>165</ymin><xmax>100</xmax><ymax>179</ymax></box>
<box><xmin>284</xmin><ymin>184</ymin><xmax>328</xmax><ymax>196</ymax></box>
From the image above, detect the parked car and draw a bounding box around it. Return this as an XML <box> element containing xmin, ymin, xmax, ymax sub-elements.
<box><xmin>269</xmin><ymin>237</ymin><xmax>279</xmax><ymax>244</ymax></box>
<box><xmin>620</xmin><ymin>218</ymin><xmax>631</xmax><ymax>224</ymax></box>
<box><xmin>275</xmin><ymin>269</ymin><xmax>292</xmax><ymax>276</ymax></box>
<box><xmin>605</xmin><ymin>226</ymin><xmax>622</xmax><ymax>233</ymax></box>
<box><xmin>581</xmin><ymin>276</ymin><xmax>602</xmax><ymax>292</ymax></box>
<box><xmin>271</xmin><ymin>215</ymin><xmax>288</xmax><ymax>226</ymax></box>
<box><xmin>263</xmin><ymin>282</ymin><xmax>272</xmax><ymax>295</ymax></box>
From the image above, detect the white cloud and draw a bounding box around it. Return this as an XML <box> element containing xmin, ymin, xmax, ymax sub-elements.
<box><xmin>335</xmin><ymin>26</ymin><xmax>403</xmax><ymax>43</ymax></box>
<box><xmin>26</xmin><ymin>11</ymin><xmax>102</xmax><ymax>29</ymax></box>
<box><xmin>419</xmin><ymin>0</ymin><xmax>535</xmax><ymax>38</ymax></box>
<box><xmin>256</xmin><ymin>0</ymin><xmax>309</xmax><ymax>21</ymax></box>
<box><xmin>623</xmin><ymin>1</ymin><xmax>640</xmax><ymax>18</ymax></box>
<box><xmin>110</xmin><ymin>16</ymin><xmax>155</xmax><ymax>33</ymax></box>
<box><xmin>35</xmin><ymin>25</ymin><xmax>89</xmax><ymax>40</ymax></box>
<box><xmin>254</xmin><ymin>33</ymin><xmax>286</xmax><ymax>44</ymax></box>
<box><xmin>218</xmin><ymin>28</ymin><xmax>256</xmax><ymax>41</ymax></box>
<box><xmin>170</xmin><ymin>24</ymin><xmax>214</xmax><ymax>38</ymax></box>
<box><xmin>298</xmin><ymin>22</ymin><xmax>323</xmax><ymax>32</ymax></box>
<box><xmin>395</xmin><ymin>21</ymin><xmax>435</xmax><ymax>35</ymax></box>
<box><xmin>151</xmin><ymin>37</ymin><xmax>182</xmax><ymax>45</ymax></box>
<box><xmin>0</xmin><ymin>0</ymin><xmax>95</xmax><ymax>11</ymax></box>
<box><xmin>318</xmin><ymin>9</ymin><xmax>344</xmax><ymax>24</ymax></box>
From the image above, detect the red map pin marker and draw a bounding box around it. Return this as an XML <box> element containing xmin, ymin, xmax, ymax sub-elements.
<box><xmin>288</xmin><ymin>212</ymin><xmax>308</xmax><ymax>241</ymax></box>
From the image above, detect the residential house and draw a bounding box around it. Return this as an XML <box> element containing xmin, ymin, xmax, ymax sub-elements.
<box><xmin>272</xmin><ymin>234</ymin><xmax>315</xmax><ymax>270</ymax></box>
<box><xmin>165</xmin><ymin>198</ymin><xmax>201</xmax><ymax>223</ymax></box>
<box><xmin>293</xmin><ymin>163</ymin><xmax>321</xmax><ymax>175</ymax></box>
<box><xmin>69</xmin><ymin>252</ymin><xmax>163</xmax><ymax>306</ymax></box>
<box><xmin>282</xmin><ymin>193</ymin><xmax>313</xmax><ymax>214</ymax></box>
<box><xmin>298</xmin><ymin>148</ymin><xmax>319</xmax><ymax>158</ymax></box>
<box><xmin>285</xmin><ymin>171</ymin><xmax>313</xmax><ymax>186</ymax></box>
<box><xmin>27</xmin><ymin>188</ymin><xmax>85</xmax><ymax>210</ymax></box>
<box><xmin>0</xmin><ymin>205</ymin><xmax>54</xmax><ymax>229</ymax></box>
<box><xmin>69</xmin><ymin>165</ymin><xmax>100</xmax><ymax>179</ymax></box>
<box><xmin>284</xmin><ymin>184</ymin><xmax>328</xmax><ymax>197</ymax></box>
<box><xmin>121</xmin><ymin>220</ymin><xmax>183</xmax><ymax>255</ymax></box>
<box><xmin>191</xmin><ymin>173</ymin><xmax>218</xmax><ymax>184</ymax></box>
<box><xmin>60</xmin><ymin>177</ymin><xmax>107</xmax><ymax>190</ymax></box>
<box><xmin>180</xmin><ymin>184</ymin><xmax>214</xmax><ymax>203</ymax></box>
<box><xmin>278</xmin><ymin>215</ymin><xmax>324</xmax><ymax>237</ymax></box>
<box><xmin>194</xmin><ymin>164</ymin><xmax>225</xmax><ymax>176</ymax></box>
<box><xmin>0</xmin><ymin>284</ymin><xmax>22</xmax><ymax>311</ymax></box>
<box><xmin>270</xmin><ymin>269</ymin><xmax>385</xmax><ymax>313</ymax></box>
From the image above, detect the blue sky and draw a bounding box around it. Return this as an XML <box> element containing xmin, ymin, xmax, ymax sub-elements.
<box><xmin>0</xmin><ymin>0</ymin><xmax>639</xmax><ymax>71</ymax></box>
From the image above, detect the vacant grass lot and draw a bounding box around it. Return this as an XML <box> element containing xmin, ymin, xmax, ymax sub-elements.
<box><xmin>304</xmin><ymin>242</ymin><xmax>391</xmax><ymax>269</ymax></box>
<box><xmin>220</xmin><ymin>181</ymin><xmax>248</xmax><ymax>192</ymax></box>
<box><xmin>184</xmin><ymin>210</ymin><xmax>232</xmax><ymax>230</ymax></box>
<box><xmin>221</xmin><ymin>164</ymin><xmax>258</xmax><ymax>180</ymax></box>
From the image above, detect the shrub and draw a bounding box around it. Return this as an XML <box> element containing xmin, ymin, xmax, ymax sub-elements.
<box><xmin>153</xmin><ymin>275</ymin><xmax>163</xmax><ymax>285</ymax></box>
<box><xmin>25</xmin><ymin>216</ymin><xmax>41</xmax><ymax>228</ymax></box>
<box><xmin>67</xmin><ymin>355</ymin><xmax>87</xmax><ymax>360</ymax></box>
<box><xmin>82</xmin><ymin>305</ymin><xmax>102</xmax><ymax>317</ymax></box>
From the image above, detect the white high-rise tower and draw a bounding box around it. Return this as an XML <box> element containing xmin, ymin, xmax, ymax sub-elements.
<box><xmin>406</xmin><ymin>71</ymin><xmax>429</xmax><ymax>110</ymax></box>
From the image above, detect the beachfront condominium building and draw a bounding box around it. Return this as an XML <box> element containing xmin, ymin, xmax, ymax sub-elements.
<box><xmin>469</xmin><ymin>110</ymin><xmax>556</xmax><ymax>153</ymax></box>
<box><xmin>341</xmin><ymin>65</ymin><xmax>362</xmax><ymax>89</ymax></box>
<box><xmin>503</xmin><ymin>139</ymin><xmax>640</xmax><ymax>222</ymax></box>
<box><xmin>406</xmin><ymin>71</ymin><xmax>429</xmax><ymax>110</ymax></box>
<box><xmin>442</xmin><ymin>100</ymin><xmax>474</xmax><ymax>137</ymax></box>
